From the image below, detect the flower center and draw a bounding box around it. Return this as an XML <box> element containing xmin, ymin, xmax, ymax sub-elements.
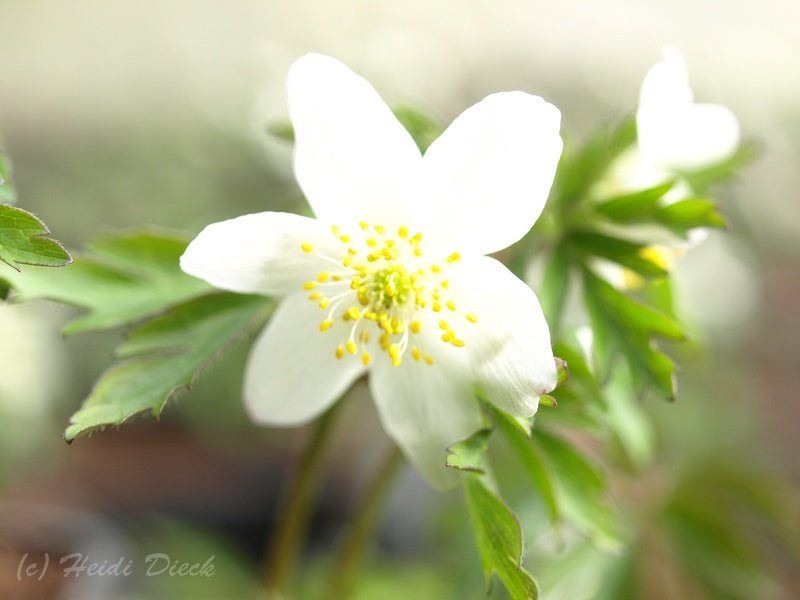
<box><xmin>300</xmin><ymin>222</ymin><xmax>477</xmax><ymax>368</ymax></box>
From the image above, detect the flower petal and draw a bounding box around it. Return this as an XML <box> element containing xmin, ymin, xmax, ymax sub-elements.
<box><xmin>638</xmin><ymin>47</ymin><xmax>740</xmax><ymax>170</ymax></box>
<box><xmin>180</xmin><ymin>211</ymin><xmax>341</xmax><ymax>296</ymax></box>
<box><xmin>448</xmin><ymin>256</ymin><xmax>557</xmax><ymax>416</ymax></box>
<box><xmin>419</xmin><ymin>92</ymin><xmax>562</xmax><ymax>256</ymax></box>
<box><xmin>369</xmin><ymin>352</ymin><xmax>485</xmax><ymax>490</ymax></box>
<box><xmin>244</xmin><ymin>293</ymin><xmax>366</xmax><ymax>425</ymax></box>
<box><xmin>288</xmin><ymin>53</ymin><xmax>421</xmax><ymax>225</ymax></box>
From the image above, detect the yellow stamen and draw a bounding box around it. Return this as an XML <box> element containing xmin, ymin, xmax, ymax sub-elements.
<box><xmin>410</xmin><ymin>321</ymin><xmax>422</xmax><ymax>333</ymax></box>
<box><xmin>316</xmin><ymin>272</ymin><xmax>330</xmax><ymax>282</ymax></box>
<box><xmin>446</xmin><ymin>252</ymin><xmax>461</xmax><ymax>263</ymax></box>
<box><xmin>303</xmin><ymin>281</ymin><xmax>317</xmax><ymax>290</ymax></box>
<box><xmin>300</xmin><ymin>242</ymin><xmax>314</xmax><ymax>253</ymax></box>
<box><xmin>319</xmin><ymin>319</ymin><xmax>334</xmax><ymax>332</ymax></box>
<box><xmin>335</xmin><ymin>345</ymin><xmax>345</xmax><ymax>359</ymax></box>
<box><xmin>466</xmin><ymin>313</ymin><xmax>478</xmax><ymax>323</ymax></box>
<box><xmin>346</xmin><ymin>340</ymin><xmax>358</xmax><ymax>355</ymax></box>
<box><xmin>362</xmin><ymin>352</ymin><xmax>372</xmax><ymax>366</ymax></box>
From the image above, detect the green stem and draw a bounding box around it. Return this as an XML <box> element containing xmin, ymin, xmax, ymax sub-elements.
<box><xmin>264</xmin><ymin>402</ymin><xmax>343</xmax><ymax>596</ymax></box>
<box><xmin>324</xmin><ymin>445</ymin><xmax>405</xmax><ymax>600</ymax></box>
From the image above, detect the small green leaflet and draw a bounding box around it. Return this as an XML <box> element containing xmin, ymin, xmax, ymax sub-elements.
<box><xmin>4</xmin><ymin>230</ymin><xmax>211</xmax><ymax>334</ymax></box>
<box><xmin>65</xmin><ymin>292</ymin><xmax>270</xmax><ymax>442</ymax></box>
<box><xmin>464</xmin><ymin>475</ymin><xmax>540</xmax><ymax>600</ymax></box>
<box><xmin>446</xmin><ymin>428</ymin><xmax>492</xmax><ymax>473</ymax></box>
<box><xmin>0</xmin><ymin>204</ymin><xmax>71</xmax><ymax>270</ymax></box>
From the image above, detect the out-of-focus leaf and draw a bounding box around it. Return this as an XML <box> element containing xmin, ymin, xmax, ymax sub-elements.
<box><xmin>571</xmin><ymin>231</ymin><xmax>668</xmax><ymax>278</ymax></box>
<box><xmin>676</xmin><ymin>140</ymin><xmax>759</xmax><ymax>193</ymax></box>
<box><xmin>0</xmin><ymin>204</ymin><xmax>72</xmax><ymax>270</ymax></box>
<box><xmin>0</xmin><ymin>143</ymin><xmax>16</xmax><ymax>203</ymax></box>
<box><xmin>552</xmin><ymin>118</ymin><xmax>637</xmax><ymax>210</ymax></box>
<box><xmin>594</xmin><ymin>181</ymin><xmax>675</xmax><ymax>222</ymax></box>
<box><xmin>583</xmin><ymin>269</ymin><xmax>680</xmax><ymax>399</ymax></box>
<box><xmin>446</xmin><ymin>428</ymin><xmax>493</xmax><ymax>474</ymax></box>
<box><xmin>492</xmin><ymin>406</ymin><xmax>560</xmax><ymax>526</ymax></box>
<box><xmin>5</xmin><ymin>230</ymin><xmax>211</xmax><ymax>334</ymax></box>
<box><xmin>266</xmin><ymin>119</ymin><xmax>295</xmax><ymax>142</ymax></box>
<box><xmin>464</xmin><ymin>475</ymin><xmax>540</xmax><ymax>600</ymax></box>
<box><xmin>391</xmin><ymin>106</ymin><xmax>442</xmax><ymax>152</ymax></box>
<box><xmin>533</xmin><ymin>429</ymin><xmax>620</xmax><ymax>549</ymax></box>
<box><xmin>656</xmin><ymin>198</ymin><xmax>727</xmax><ymax>232</ymax></box>
<box><xmin>65</xmin><ymin>292</ymin><xmax>270</xmax><ymax>441</ymax></box>
<box><xmin>539</xmin><ymin>245</ymin><xmax>572</xmax><ymax>331</ymax></box>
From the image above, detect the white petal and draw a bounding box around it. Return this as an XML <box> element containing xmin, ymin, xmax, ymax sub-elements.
<box><xmin>638</xmin><ymin>46</ymin><xmax>693</xmax><ymax>112</ymax></box>
<box><xmin>369</xmin><ymin>353</ymin><xmax>486</xmax><ymax>490</ymax></box>
<box><xmin>180</xmin><ymin>211</ymin><xmax>341</xmax><ymax>296</ymax></box>
<box><xmin>419</xmin><ymin>92</ymin><xmax>562</xmax><ymax>256</ymax></box>
<box><xmin>288</xmin><ymin>53</ymin><xmax>421</xmax><ymax>225</ymax></box>
<box><xmin>244</xmin><ymin>293</ymin><xmax>366</xmax><ymax>425</ymax></box>
<box><xmin>448</xmin><ymin>256</ymin><xmax>557</xmax><ymax>416</ymax></box>
<box><xmin>638</xmin><ymin>103</ymin><xmax>740</xmax><ymax>170</ymax></box>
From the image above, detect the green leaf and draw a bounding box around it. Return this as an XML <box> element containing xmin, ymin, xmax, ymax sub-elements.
<box><xmin>266</xmin><ymin>120</ymin><xmax>295</xmax><ymax>142</ymax></box>
<box><xmin>655</xmin><ymin>198</ymin><xmax>727</xmax><ymax>232</ymax></box>
<box><xmin>571</xmin><ymin>231</ymin><xmax>668</xmax><ymax>278</ymax></box>
<box><xmin>391</xmin><ymin>106</ymin><xmax>442</xmax><ymax>152</ymax></box>
<box><xmin>492</xmin><ymin>406</ymin><xmax>560</xmax><ymax>526</ymax></box>
<box><xmin>0</xmin><ymin>204</ymin><xmax>72</xmax><ymax>270</ymax></box>
<box><xmin>675</xmin><ymin>140</ymin><xmax>759</xmax><ymax>193</ymax></box>
<box><xmin>533</xmin><ymin>429</ymin><xmax>620</xmax><ymax>549</ymax></box>
<box><xmin>582</xmin><ymin>269</ymin><xmax>681</xmax><ymax>399</ymax></box>
<box><xmin>552</xmin><ymin>117</ymin><xmax>637</xmax><ymax>210</ymax></box>
<box><xmin>464</xmin><ymin>475</ymin><xmax>539</xmax><ymax>600</ymax></box>
<box><xmin>539</xmin><ymin>245</ymin><xmax>572</xmax><ymax>331</ymax></box>
<box><xmin>5</xmin><ymin>230</ymin><xmax>211</xmax><ymax>334</ymax></box>
<box><xmin>0</xmin><ymin>143</ymin><xmax>16</xmax><ymax>204</ymax></box>
<box><xmin>593</xmin><ymin>181</ymin><xmax>675</xmax><ymax>222</ymax></box>
<box><xmin>65</xmin><ymin>292</ymin><xmax>270</xmax><ymax>442</ymax></box>
<box><xmin>446</xmin><ymin>428</ymin><xmax>493</xmax><ymax>473</ymax></box>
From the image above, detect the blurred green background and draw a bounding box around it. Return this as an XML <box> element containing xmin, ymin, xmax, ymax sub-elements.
<box><xmin>0</xmin><ymin>1</ymin><xmax>798</xmax><ymax>598</ymax></box>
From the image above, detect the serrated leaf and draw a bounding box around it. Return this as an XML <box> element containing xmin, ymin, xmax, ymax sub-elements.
<box><xmin>446</xmin><ymin>428</ymin><xmax>493</xmax><ymax>473</ymax></box>
<box><xmin>65</xmin><ymin>292</ymin><xmax>270</xmax><ymax>441</ymax></box>
<box><xmin>464</xmin><ymin>475</ymin><xmax>540</xmax><ymax>600</ymax></box>
<box><xmin>4</xmin><ymin>230</ymin><xmax>211</xmax><ymax>334</ymax></box>
<box><xmin>571</xmin><ymin>231</ymin><xmax>668</xmax><ymax>278</ymax></box>
<box><xmin>0</xmin><ymin>204</ymin><xmax>71</xmax><ymax>270</ymax></box>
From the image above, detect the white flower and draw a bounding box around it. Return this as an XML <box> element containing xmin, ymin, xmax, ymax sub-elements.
<box><xmin>180</xmin><ymin>54</ymin><xmax>562</xmax><ymax>488</ymax></box>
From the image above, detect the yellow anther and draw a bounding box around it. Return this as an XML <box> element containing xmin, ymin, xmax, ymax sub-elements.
<box><xmin>339</xmin><ymin>234</ymin><xmax>352</xmax><ymax>243</ymax></box>
<box><xmin>316</xmin><ymin>272</ymin><xmax>330</xmax><ymax>282</ymax></box>
<box><xmin>416</xmin><ymin>298</ymin><xmax>427</xmax><ymax>308</ymax></box>
<box><xmin>358</xmin><ymin>295</ymin><xmax>369</xmax><ymax>306</ymax></box>
<box><xmin>440</xmin><ymin>280</ymin><xmax>449</xmax><ymax>288</ymax></box>
<box><xmin>346</xmin><ymin>306</ymin><xmax>362</xmax><ymax>320</ymax></box>
<box><xmin>385</xmin><ymin>281</ymin><xmax>397</xmax><ymax>297</ymax></box>
<box><xmin>331</xmin><ymin>224</ymin><xmax>340</xmax><ymax>235</ymax></box>
<box><xmin>411</xmin><ymin>232</ymin><xmax>423</xmax><ymax>244</ymax></box>
<box><xmin>308</xmin><ymin>292</ymin><xmax>321</xmax><ymax>301</ymax></box>
<box><xmin>346</xmin><ymin>340</ymin><xmax>358</xmax><ymax>355</ymax></box>
<box><xmin>362</xmin><ymin>352</ymin><xmax>372</xmax><ymax>366</ymax></box>
<box><xmin>414</xmin><ymin>247</ymin><xmax>423</xmax><ymax>257</ymax></box>
<box><xmin>386</xmin><ymin>239</ymin><xmax>396</xmax><ymax>248</ymax></box>
<box><xmin>391</xmin><ymin>318</ymin><xmax>403</xmax><ymax>333</ymax></box>
<box><xmin>441</xmin><ymin>331</ymin><xmax>453</xmax><ymax>343</ymax></box>
<box><xmin>319</xmin><ymin>318</ymin><xmax>334</xmax><ymax>332</ymax></box>
<box><xmin>391</xmin><ymin>356</ymin><xmax>402</xmax><ymax>367</ymax></box>
<box><xmin>366</xmin><ymin>237</ymin><xmax>378</xmax><ymax>247</ymax></box>
<box><xmin>431</xmin><ymin>264</ymin><xmax>442</xmax><ymax>273</ymax></box>
<box><xmin>365</xmin><ymin>311</ymin><xmax>378</xmax><ymax>321</ymax></box>
<box><xmin>398</xmin><ymin>226</ymin><xmax>408</xmax><ymax>238</ymax></box>
<box><xmin>380</xmin><ymin>334</ymin><xmax>391</xmax><ymax>350</ymax></box>
<box><xmin>335</xmin><ymin>345</ymin><xmax>345</xmax><ymax>359</ymax></box>
<box><xmin>303</xmin><ymin>281</ymin><xmax>317</xmax><ymax>290</ymax></box>
<box><xmin>343</xmin><ymin>255</ymin><xmax>353</xmax><ymax>267</ymax></box>
<box><xmin>319</xmin><ymin>297</ymin><xmax>331</xmax><ymax>309</ymax></box>
<box><xmin>446</xmin><ymin>300</ymin><xmax>457</xmax><ymax>311</ymax></box>
<box><xmin>446</xmin><ymin>252</ymin><xmax>461</xmax><ymax>263</ymax></box>
<box><xmin>332</xmin><ymin>274</ymin><xmax>343</xmax><ymax>281</ymax></box>
<box><xmin>424</xmin><ymin>354</ymin><xmax>434</xmax><ymax>365</ymax></box>
<box><xmin>438</xmin><ymin>320</ymin><xmax>450</xmax><ymax>330</ymax></box>
<box><xmin>347</xmin><ymin>247</ymin><xmax>358</xmax><ymax>255</ymax></box>
<box><xmin>300</xmin><ymin>242</ymin><xmax>314</xmax><ymax>253</ymax></box>
<box><xmin>359</xmin><ymin>221</ymin><xmax>369</xmax><ymax>230</ymax></box>
<box><xmin>374</xmin><ymin>225</ymin><xmax>386</xmax><ymax>234</ymax></box>
<box><xmin>367</xmin><ymin>253</ymin><xmax>380</xmax><ymax>263</ymax></box>
<box><xmin>451</xmin><ymin>338</ymin><xmax>465</xmax><ymax>348</ymax></box>
<box><xmin>432</xmin><ymin>302</ymin><xmax>442</xmax><ymax>312</ymax></box>
<box><xmin>410</xmin><ymin>321</ymin><xmax>422</xmax><ymax>333</ymax></box>
<box><xmin>411</xmin><ymin>347</ymin><xmax>422</xmax><ymax>361</ymax></box>
<box><xmin>466</xmin><ymin>313</ymin><xmax>478</xmax><ymax>323</ymax></box>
